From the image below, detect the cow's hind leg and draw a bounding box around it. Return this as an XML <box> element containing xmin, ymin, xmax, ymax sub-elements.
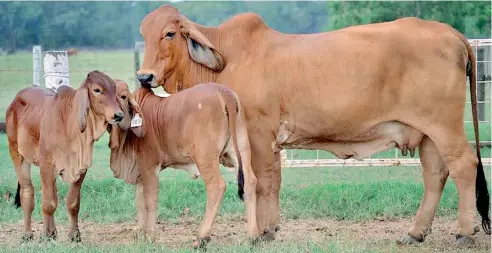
<box><xmin>12</xmin><ymin>151</ymin><xmax>34</xmax><ymax>242</ymax></box>
<box><xmin>192</xmin><ymin>158</ymin><xmax>226</xmax><ymax>249</ymax></box>
<box><xmin>39</xmin><ymin>159</ymin><xmax>58</xmax><ymax>240</ymax></box>
<box><xmin>429</xmin><ymin>128</ymin><xmax>482</xmax><ymax>245</ymax></box>
<box><xmin>398</xmin><ymin>136</ymin><xmax>449</xmax><ymax>245</ymax></box>
<box><xmin>66</xmin><ymin>171</ymin><xmax>87</xmax><ymax>242</ymax></box>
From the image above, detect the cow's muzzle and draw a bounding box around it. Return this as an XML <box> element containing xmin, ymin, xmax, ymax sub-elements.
<box><xmin>137</xmin><ymin>73</ymin><xmax>154</xmax><ymax>87</ymax></box>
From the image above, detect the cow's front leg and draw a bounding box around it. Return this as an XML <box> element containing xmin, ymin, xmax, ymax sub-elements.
<box><xmin>142</xmin><ymin>168</ymin><xmax>159</xmax><ymax>242</ymax></box>
<box><xmin>66</xmin><ymin>171</ymin><xmax>88</xmax><ymax>242</ymax></box>
<box><xmin>249</xmin><ymin>134</ymin><xmax>279</xmax><ymax>241</ymax></box>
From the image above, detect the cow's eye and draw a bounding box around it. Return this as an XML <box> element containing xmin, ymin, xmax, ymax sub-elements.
<box><xmin>94</xmin><ymin>88</ymin><xmax>101</xmax><ymax>93</ymax></box>
<box><xmin>164</xmin><ymin>31</ymin><xmax>175</xmax><ymax>40</ymax></box>
<box><xmin>121</xmin><ymin>95</ymin><xmax>127</xmax><ymax>100</ymax></box>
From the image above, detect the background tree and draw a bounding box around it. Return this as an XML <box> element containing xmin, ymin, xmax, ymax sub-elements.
<box><xmin>0</xmin><ymin>1</ymin><xmax>489</xmax><ymax>52</ymax></box>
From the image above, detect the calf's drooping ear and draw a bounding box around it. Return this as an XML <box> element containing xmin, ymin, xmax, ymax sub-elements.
<box><xmin>181</xmin><ymin>26</ymin><xmax>226</xmax><ymax>72</ymax></box>
<box><xmin>128</xmin><ymin>94</ymin><xmax>145</xmax><ymax>138</ymax></box>
<box><xmin>78</xmin><ymin>88</ymin><xmax>90</xmax><ymax>133</ymax></box>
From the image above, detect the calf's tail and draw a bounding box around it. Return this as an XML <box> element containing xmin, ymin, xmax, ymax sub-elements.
<box><xmin>219</xmin><ymin>88</ymin><xmax>244</xmax><ymax>201</ymax></box>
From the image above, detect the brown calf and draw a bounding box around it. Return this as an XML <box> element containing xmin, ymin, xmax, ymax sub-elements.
<box><xmin>7</xmin><ymin>71</ymin><xmax>123</xmax><ymax>242</ymax></box>
<box><xmin>108</xmin><ymin>81</ymin><xmax>258</xmax><ymax>247</ymax></box>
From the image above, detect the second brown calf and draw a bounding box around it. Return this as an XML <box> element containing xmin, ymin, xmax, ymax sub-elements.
<box><xmin>7</xmin><ymin>71</ymin><xmax>123</xmax><ymax>242</ymax></box>
<box><xmin>108</xmin><ymin>81</ymin><xmax>258</xmax><ymax>247</ymax></box>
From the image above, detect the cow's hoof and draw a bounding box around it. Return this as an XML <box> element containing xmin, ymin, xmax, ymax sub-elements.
<box><xmin>192</xmin><ymin>236</ymin><xmax>211</xmax><ymax>249</ymax></box>
<box><xmin>396</xmin><ymin>234</ymin><xmax>423</xmax><ymax>245</ymax></box>
<box><xmin>69</xmin><ymin>229</ymin><xmax>81</xmax><ymax>243</ymax></box>
<box><xmin>456</xmin><ymin>235</ymin><xmax>475</xmax><ymax>247</ymax></box>
<box><xmin>21</xmin><ymin>233</ymin><xmax>34</xmax><ymax>243</ymax></box>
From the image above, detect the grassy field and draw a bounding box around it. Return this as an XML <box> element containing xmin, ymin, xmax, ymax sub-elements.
<box><xmin>0</xmin><ymin>50</ymin><xmax>490</xmax><ymax>252</ymax></box>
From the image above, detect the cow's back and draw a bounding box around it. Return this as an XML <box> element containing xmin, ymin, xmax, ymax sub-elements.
<box><xmin>7</xmin><ymin>87</ymin><xmax>55</xmax><ymax>164</ymax></box>
<box><xmin>220</xmin><ymin>17</ymin><xmax>468</xmax><ymax>140</ymax></box>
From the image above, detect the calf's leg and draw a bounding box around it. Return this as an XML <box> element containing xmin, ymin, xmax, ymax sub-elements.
<box><xmin>192</xmin><ymin>158</ymin><xmax>226</xmax><ymax>249</ymax></box>
<box><xmin>134</xmin><ymin>182</ymin><xmax>147</xmax><ymax>241</ymax></box>
<box><xmin>12</xmin><ymin>155</ymin><xmax>34</xmax><ymax>242</ymax></box>
<box><xmin>398</xmin><ymin>136</ymin><xmax>448</xmax><ymax>244</ymax></box>
<box><xmin>142</xmin><ymin>167</ymin><xmax>159</xmax><ymax>242</ymax></box>
<box><xmin>66</xmin><ymin>171</ymin><xmax>87</xmax><ymax>242</ymax></box>
<box><xmin>40</xmin><ymin>159</ymin><xmax>58</xmax><ymax>240</ymax></box>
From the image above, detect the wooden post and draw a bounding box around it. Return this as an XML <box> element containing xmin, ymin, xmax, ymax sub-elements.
<box><xmin>134</xmin><ymin>42</ymin><xmax>143</xmax><ymax>88</ymax></box>
<box><xmin>32</xmin><ymin>45</ymin><xmax>42</xmax><ymax>86</ymax></box>
<box><xmin>44</xmin><ymin>51</ymin><xmax>70</xmax><ymax>92</ymax></box>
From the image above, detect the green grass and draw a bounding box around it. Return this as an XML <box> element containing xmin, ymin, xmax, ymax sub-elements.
<box><xmin>0</xmin><ymin>130</ymin><xmax>489</xmax><ymax>223</ymax></box>
<box><xmin>0</xmin><ymin>50</ymin><xmax>490</xmax><ymax>251</ymax></box>
<box><xmin>0</xmin><ymin>241</ymin><xmax>386</xmax><ymax>253</ymax></box>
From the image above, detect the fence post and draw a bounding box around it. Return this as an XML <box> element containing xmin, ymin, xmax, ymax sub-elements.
<box><xmin>44</xmin><ymin>51</ymin><xmax>70</xmax><ymax>92</ymax></box>
<box><xmin>134</xmin><ymin>42</ymin><xmax>142</xmax><ymax>88</ymax></box>
<box><xmin>32</xmin><ymin>45</ymin><xmax>42</xmax><ymax>86</ymax></box>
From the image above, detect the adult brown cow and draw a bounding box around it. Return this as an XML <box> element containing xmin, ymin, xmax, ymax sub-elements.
<box><xmin>136</xmin><ymin>4</ymin><xmax>490</xmax><ymax>245</ymax></box>
<box><xmin>7</xmin><ymin>71</ymin><xmax>123</xmax><ymax>242</ymax></box>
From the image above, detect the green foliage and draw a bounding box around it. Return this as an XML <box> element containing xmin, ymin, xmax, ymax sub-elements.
<box><xmin>327</xmin><ymin>1</ymin><xmax>491</xmax><ymax>38</ymax></box>
<box><xmin>1</xmin><ymin>1</ymin><xmax>489</xmax><ymax>52</ymax></box>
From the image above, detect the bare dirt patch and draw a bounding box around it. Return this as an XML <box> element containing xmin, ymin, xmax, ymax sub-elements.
<box><xmin>0</xmin><ymin>217</ymin><xmax>489</xmax><ymax>252</ymax></box>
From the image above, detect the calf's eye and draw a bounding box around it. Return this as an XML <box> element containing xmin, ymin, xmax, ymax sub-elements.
<box><xmin>165</xmin><ymin>31</ymin><xmax>176</xmax><ymax>40</ymax></box>
<box><xmin>94</xmin><ymin>88</ymin><xmax>101</xmax><ymax>93</ymax></box>
<box><xmin>121</xmin><ymin>95</ymin><xmax>127</xmax><ymax>99</ymax></box>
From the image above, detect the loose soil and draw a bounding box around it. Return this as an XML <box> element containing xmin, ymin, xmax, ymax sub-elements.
<box><xmin>0</xmin><ymin>217</ymin><xmax>490</xmax><ymax>252</ymax></box>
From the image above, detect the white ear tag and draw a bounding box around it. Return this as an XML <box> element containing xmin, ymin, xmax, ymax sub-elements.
<box><xmin>131</xmin><ymin>113</ymin><xmax>143</xmax><ymax>128</ymax></box>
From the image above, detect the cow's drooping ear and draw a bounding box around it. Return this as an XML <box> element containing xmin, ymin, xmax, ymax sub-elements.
<box><xmin>78</xmin><ymin>87</ymin><xmax>90</xmax><ymax>133</ymax></box>
<box><xmin>181</xmin><ymin>26</ymin><xmax>226</xmax><ymax>72</ymax></box>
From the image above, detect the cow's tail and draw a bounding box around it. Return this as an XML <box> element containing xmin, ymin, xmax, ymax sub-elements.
<box><xmin>6</xmin><ymin>100</ymin><xmax>22</xmax><ymax>209</ymax></box>
<box><xmin>455</xmin><ymin>31</ymin><xmax>490</xmax><ymax>235</ymax></box>
<box><xmin>220</xmin><ymin>88</ymin><xmax>244</xmax><ymax>201</ymax></box>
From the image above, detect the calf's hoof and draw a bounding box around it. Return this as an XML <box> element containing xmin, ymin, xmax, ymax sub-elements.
<box><xmin>396</xmin><ymin>228</ymin><xmax>431</xmax><ymax>245</ymax></box>
<box><xmin>69</xmin><ymin>229</ymin><xmax>81</xmax><ymax>243</ymax></box>
<box><xmin>21</xmin><ymin>233</ymin><xmax>34</xmax><ymax>243</ymax></box>
<box><xmin>396</xmin><ymin>234</ymin><xmax>423</xmax><ymax>245</ymax></box>
<box><xmin>192</xmin><ymin>236</ymin><xmax>211</xmax><ymax>249</ymax></box>
<box><xmin>455</xmin><ymin>235</ymin><xmax>475</xmax><ymax>247</ymax></box>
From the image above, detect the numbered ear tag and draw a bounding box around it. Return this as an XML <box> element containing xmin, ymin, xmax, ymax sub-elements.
<box><xmin>131</xmin><ymin>113</ymin><xmax>143</xmax><ymax>128</ymax></box>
